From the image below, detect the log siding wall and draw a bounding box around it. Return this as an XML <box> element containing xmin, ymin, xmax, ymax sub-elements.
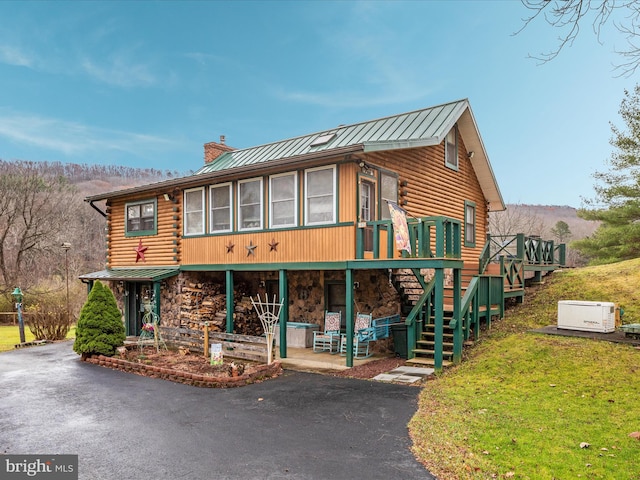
<box><xmin>106</xmin><ymin>135</ymin><xmax>489</xmax><ymax>268</ymax></box>
<box><xmin>364</xmin><ymin>133</ymin><xmax>487</xmax><ymax>262</ymax></box>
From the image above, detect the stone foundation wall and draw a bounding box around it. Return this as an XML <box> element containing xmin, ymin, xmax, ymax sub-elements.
<box><xmin>108</xmin><ymin>268</ymin><xmax>401</xmax><ymax>347</ymax></box>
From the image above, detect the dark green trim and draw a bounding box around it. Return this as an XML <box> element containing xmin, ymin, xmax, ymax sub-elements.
<box><xmin>153</xmin><ymin>282</ymin><xmax>161</xmax><ymax>324</ymax></box>
<box><xmin>124</xmin><ymin>198</ymin><xmax>158</xmax><ymax>237</ymax></box>
<box><xmin>225</xmin><ymin>270</ymin><xmax>234</xmax><ymax>333</ymax></box>
<box><xmin>345</xmin><ymin>269</ymin><xmax>354</xmax><ymax>368</ymax></box>
<box><xmin>180</xmin><ymin>258</ymin><xmax>463</xmax><ymax>272</ymax></box>
<box><xmin>278</xmin><ymin>269</ymin><xmax>288</xmax><ymax>358</ymax></box>
<box><xmin>464</xmin><ymin>200</ymin><xmax>476</xmax><ymax>248</ymax></box>
<box><xmin>183</xmin><ymin>221</ymin><xmax>355</xmax><ymax>239</ymax></box>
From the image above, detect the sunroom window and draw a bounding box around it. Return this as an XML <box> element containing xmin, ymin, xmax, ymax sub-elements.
<box><xmin>445</xmin><ymin>126</ymin><xmax>458</xmax><ymax>170</ymax></box>
<box><xmin>125</xmin><ymin>199</ymin><xmax>156</xmax><ymax>236</ymax></box>
<box><xmin>270</xmin><ymin>172</ymin><xmax>297</xmax><ymax>228</ymax></box>
<box><xmin>305</xmin><ymin>165</ymin><xmax>336</xmax><ymax>225</ymax></box>
<box><xmin>239</xmin><ymin>178</ymin><xmax>263</xmax><ymax>230</ymax></box>
<box><xmin>210</xmin><ymin>183</ymin><xmax>232</xmax><ymax>233</ymax></box>
<box><xmin>184</xmin><ymin>187</ymin><xmax>205</xmax><ymax>236</ymax></box>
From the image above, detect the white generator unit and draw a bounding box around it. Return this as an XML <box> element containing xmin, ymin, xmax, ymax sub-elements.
<box><xmin>557</xmin><ymin>300</ymin><xmax>616</xmax><ymax>333</ymax></box>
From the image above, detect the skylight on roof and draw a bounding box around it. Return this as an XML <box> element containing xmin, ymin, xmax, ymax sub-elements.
<box><xmin>310</xmin><ymin>132</ymin><xmax>336</xmax><ymax>147</ymax></box>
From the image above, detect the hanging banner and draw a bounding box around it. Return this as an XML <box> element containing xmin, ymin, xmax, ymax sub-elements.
<box><xmin>387</xmin><ymin>202</ymin><xmax>412</xmax><ymax>254</ymax></box>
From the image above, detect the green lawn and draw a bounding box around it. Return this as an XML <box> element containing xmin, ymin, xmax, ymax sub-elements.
<box><xmin>410</xmin><ymin>259</ymin><xmax>640</xmax><ymax>479</ymax></box>
<box><xmin>0</xmin><ymin>325</ymin><xmax>75</xmax><ymax>352</ymax></box>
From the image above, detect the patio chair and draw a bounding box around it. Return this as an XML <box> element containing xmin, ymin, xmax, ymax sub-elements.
<box><xmin>313</xmin><ymin>311</ymin><xmax>342</xmax><ymax>354</ymax></box>
<box><xmin>340</xmin><ymin>312</ymin><xmax>374</xmax><ymax>359</ymax></box>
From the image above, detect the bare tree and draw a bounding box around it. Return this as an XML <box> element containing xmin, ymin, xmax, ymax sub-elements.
<box><xmin>518</xmin><ymin>0</ymin><xmax>640</xmax><ymax>76</ymax></box>
<box><xmin>0</xmin><ymin>161</ymin><xmax>78</xmax><ymax>294</ymax></box>
<box><xmin>489</xmin><ymin>204</ymin><xmax>547</xmax><ymax>237</ymax></box>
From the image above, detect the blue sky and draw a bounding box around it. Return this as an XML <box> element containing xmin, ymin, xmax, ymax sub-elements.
<box><xmin>0</xmin><ymin>1</ymin><xmax>632</xmax><ymax>208</ymax></box>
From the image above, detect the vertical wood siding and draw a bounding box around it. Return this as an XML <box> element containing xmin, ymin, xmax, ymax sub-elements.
<box><xmin>181</xmin><ymin>226</ymin><xmax>355</xmax><ymax>265</ymax></box>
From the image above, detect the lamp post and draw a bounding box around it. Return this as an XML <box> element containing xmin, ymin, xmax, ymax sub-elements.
<box><xmin>12</xmin><ymin>287</ymin><xmax>25</xmax><ymax>344</ymax></box>
<box><xmin>61</xmin><ymin>242</ymin><xmax>71</xmax><ymax>325</ymax></box>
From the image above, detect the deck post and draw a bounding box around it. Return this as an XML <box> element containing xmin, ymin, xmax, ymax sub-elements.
<box><xmin>225</xmin><ymin>270</ymin><xmax>234</xmax><ymax>333</ymax></box>
<box><xmin>434</xmin><ymin>268</ymin><xmax>444</xmax><ymax>371</ymax></box>
<box><xmin>346</xmin><ymin>268</ymin><xmax>354</xmax><ymax>368</ymax></box>
<box><xmin>452</xmin><ymin>267</ymin><xmax>462</xmax><ymax>364</ymax></box>
<box><xmin>279</xmin><ymin>269</ymin><xmax>288</xmax><ymax>359</ymax></box>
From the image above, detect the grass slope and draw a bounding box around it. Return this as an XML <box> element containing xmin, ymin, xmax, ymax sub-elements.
<box><xmin>410</xmin><ymin>259</ymin><xmax>640</xmax><ymax>479</ymax></box>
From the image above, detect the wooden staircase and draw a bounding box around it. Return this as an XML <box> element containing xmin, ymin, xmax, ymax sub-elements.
<box><xmin>391</xmin><ymin>262</ymin><xmax>487</xmax><ymax>368</ymax></box>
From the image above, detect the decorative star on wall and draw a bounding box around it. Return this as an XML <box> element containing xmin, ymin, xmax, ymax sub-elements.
<box><xmin>226</xmin><ymin>242</ymin><xmax>235</xmax><ymax>254</ymax></box>
<box><xmin>245</xmin><ymin>240</ymin><xmax>257</xmax><ymax>257</ymax></box>
<box><xmin>134</xmin><ymin>239</ymin><xmax>148</xmax><ymax>263</ymax></box>
<box><xmin>269</xmin><ymin>238</ymin><xmax>279</xmax><ymax>252</ymax></box>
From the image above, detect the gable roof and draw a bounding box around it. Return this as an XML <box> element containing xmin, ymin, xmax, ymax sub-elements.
<box><xmin>196</xmin><ymin>98</ymin><xmax>504</xmax><ymax>210</ymax></box>
<box><xmin>85</xmin><ymin>99</ymin><xmax>504</xmax><ymax>210</ymax></box>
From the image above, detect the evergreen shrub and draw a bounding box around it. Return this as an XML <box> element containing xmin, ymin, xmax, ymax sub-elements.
<box><xmin>73</xmin><ymin>281</ymin><xmax>125</xmax><ymax>357</ymax></box>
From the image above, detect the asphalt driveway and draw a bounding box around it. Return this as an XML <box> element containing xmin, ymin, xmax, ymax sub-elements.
<box><xmin>0</xmin><ymin>341</ymin><xmax>434</xmax><ymax>480</ymax></box>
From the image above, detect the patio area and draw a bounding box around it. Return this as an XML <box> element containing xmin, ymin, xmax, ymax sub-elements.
<box><xmin>275</xmin><ymin>347</ymin><xmax>386</xmax><ymax>372</ymax></box>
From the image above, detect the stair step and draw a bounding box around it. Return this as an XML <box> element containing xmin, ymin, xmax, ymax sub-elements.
<box><xmin>413</xmin><ymin>348</ymin><xmax>454</xmax><ymax>357</ymax></box>
<box><xmin>417</xmin><ymin>341</ymin><xmax>454</xmax><ymax>348</ymax></box>
<box><xmin>407</xmin><ymin>357</ymin><xmax>453</xmax><ymax>368</ymax></box>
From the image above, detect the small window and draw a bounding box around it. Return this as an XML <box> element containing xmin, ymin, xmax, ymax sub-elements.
<box><xmin>238</xmin><ymin>178</ymin><xmax>263</xmax><ymax>230</ymax></box>
<box><xmin>125</xmin><ymin>199</ymin><xmax>156</xmax><ymax>236</ymax></box>
<box><xmin>184</xmin><ymin>187</ymin><xmax>205</xmax><ymax>236</ymax></box>
<box><xmin>305</xmin><ymin>165</ymin><xmax>336</xmax><ymax>225</ymax></box>
<box><xmin>270</xmin><ymin>172</ymin><xmax>297</xmax><ymax>228</ymax></box>
<box><xmin>210</xmin><ymin>183</ymin><xmax>232</xmax><ymax>233</ymax></box>
<box><xmin>465</xmin><ymin>200</ymin><xmax>476</xmax><ymax>247</ymax></box>
<box><xmin>380</xmin><ymin>172</ymin><xmax>398</xmax><ymax>220</ymax></box>
<box><xmin>445</xmin><ymin>126</ymin><xmax>458</xmax><ymax>170</ymax></box>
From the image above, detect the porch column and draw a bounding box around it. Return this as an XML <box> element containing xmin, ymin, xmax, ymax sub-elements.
<box><xmin>225</xmin><ymin>270</ymin><xmax>234</xmax><ymax>333</ymax></box>
<box><xmin>345</xmin><ymin>269</ymin><xmax>354</xmax><ymax>368</ymax></box>
<box><xmin>153</xmin><ymin>281</ymin><xmax>161</xmax><ymax>323</ymax></box>
<box><xmin>279</xmin><ymin>269</ymin><xmax>288</xmax><ymax>359</ymax></box>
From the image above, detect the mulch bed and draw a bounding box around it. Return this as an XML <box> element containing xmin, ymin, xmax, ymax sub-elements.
<box><xmin>83</xmin><ymin>346</ymin><xmax>282</xmax><ymax>388</ymax></box>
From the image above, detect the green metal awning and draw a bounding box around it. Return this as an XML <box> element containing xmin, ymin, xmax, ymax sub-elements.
<box><xmin>79</xmin><ymin>267</ymin><xmax>179</xmax><ymax>282</ymax></box>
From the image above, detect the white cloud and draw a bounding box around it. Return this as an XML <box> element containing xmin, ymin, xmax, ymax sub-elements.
<box><xmin>0</xmin><ymin>45</ymin><xmax>34</xmax><ymax>67</ymax></box>
<box><xmin>81</xmin><ymin>55</ymin><xmax>157</xmax><ymax>88</ymax></box>
<box><xmin>0</xmin><ymin>110</ymin><xmax>177</xmax><ymax>157</ymax></box>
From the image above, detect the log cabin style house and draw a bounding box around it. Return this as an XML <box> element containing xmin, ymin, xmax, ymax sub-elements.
<box><xmin>81</xmin><ymin>99</ymin><xmax>564</xmax><ymax>370</ymax></box>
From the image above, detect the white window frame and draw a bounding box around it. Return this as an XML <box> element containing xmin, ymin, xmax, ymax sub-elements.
<box><xmin>304</xmin><ymin>165</ymin><xmax>336</xmax><ymax>225</ymax></box>
<box><xmin>238</xmin><ymin>177</ymin><xmax>263</xmax><ymax>231</ymax></box>
<box><xmin>445</xmin><ymin>125</ymin><xmax>458</xmax><ymax>170</ymax></box>
<box><xmin>269</xmin><ymin>172</ymin><xmax>298</xmax><ymax>228</ymax></box>
<box><xmin>183</xmin><ymin>187</ymin><xmax>205</xmax><ymax>236</ymax></box>
<box><xmin>209</xmin><ymin>182</ymin><xmax>232</xmax><ymax>233</ymax></box>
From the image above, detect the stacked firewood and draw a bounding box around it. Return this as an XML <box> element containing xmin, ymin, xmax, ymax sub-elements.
<box><xmin>179</xmin><ymin>281</ymin><xmax>263</xmax><ymax>336</ymax></box>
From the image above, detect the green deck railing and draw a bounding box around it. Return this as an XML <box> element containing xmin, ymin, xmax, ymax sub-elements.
<box><xmin>355</xmin><ymin>216</ymin><xmax>462</xmax><ymax>259</ymax></box>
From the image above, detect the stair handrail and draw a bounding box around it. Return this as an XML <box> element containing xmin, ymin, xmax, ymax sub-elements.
<box><xmin>404</xmin><ymin>276</ymin><xmax>436</xmax><ymax>359</ymax></box>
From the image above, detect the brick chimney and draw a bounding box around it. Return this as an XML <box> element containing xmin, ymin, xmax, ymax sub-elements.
<box><xmin>204</xmin><ymin>135</ymin><xmax>235</xmax><ymax>163</ymax></box>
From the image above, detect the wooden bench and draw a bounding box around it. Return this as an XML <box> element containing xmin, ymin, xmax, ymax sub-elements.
<box><xmin>159</xmin><ymin>326</ymin><xmax>271</xmax><ymax>363</ymax></box>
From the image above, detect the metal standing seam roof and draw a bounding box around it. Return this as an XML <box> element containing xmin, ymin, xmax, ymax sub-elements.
<box><xmin>83</xmin><ymin>98</ymin><xmax>504</xmax><ymax>211</ymax></box>
<box><xmin>195</xmin><ymin>99</ymin><xmax>470</xmax><ymax>175</ymax></box>
<box><xmin>79</xmin><ymin>267</ymin><xmax>180</xmax><ymax>282</ymax></box>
